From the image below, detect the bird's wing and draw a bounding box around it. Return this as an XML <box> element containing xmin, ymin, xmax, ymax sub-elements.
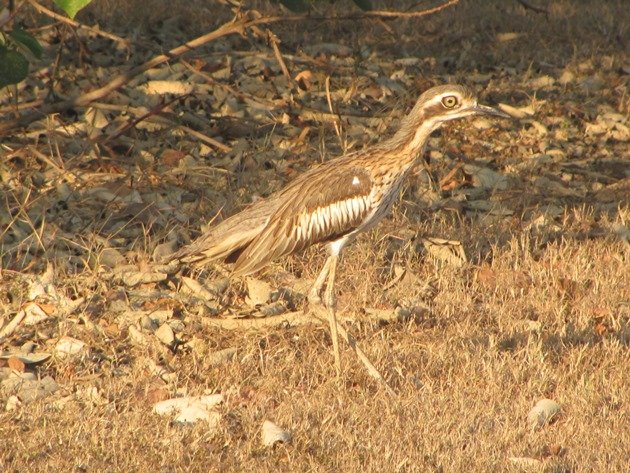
<box><xmin>168</xmin><ymin>195</ymin><xmax>282</xmax><ymax>266</ymax></box>
<box><xmin>231</xmin><ymin>166</ymin><xmax>374</xmax><ymax>276</ymax></box>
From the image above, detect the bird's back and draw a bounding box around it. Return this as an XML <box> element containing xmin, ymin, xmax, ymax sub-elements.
<box><xmin>169</xmin><ymin>150</ymin><xmax>387</xmax><ymax>276</ymax></box>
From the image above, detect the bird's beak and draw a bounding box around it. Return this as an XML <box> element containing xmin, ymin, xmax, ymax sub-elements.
<box><xmin>471</xmin><ymin>103</ymin><xmax>512</xmax><ymax>119</ymax></box>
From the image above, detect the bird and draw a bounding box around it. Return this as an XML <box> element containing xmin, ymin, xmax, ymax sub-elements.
<box><xmin>169</xmin><ymin>84</ymin><xmax>510</xmax><ymax>374</ymax></box>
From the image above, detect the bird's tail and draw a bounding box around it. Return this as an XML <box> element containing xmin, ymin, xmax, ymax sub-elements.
<box><xmin>166</xmin><ymin>198</ymin><xmax>277</xmax><ymax>269</ymax></box>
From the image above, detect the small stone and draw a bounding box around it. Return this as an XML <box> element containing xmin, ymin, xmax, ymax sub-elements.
<box><xmin>152</xmin><ymin>240</ymin><xmax>178</xmax><ymax>262</ymax></box>
<box><xmin>245</xmin><ymin>277</ymin><xmax>272</xmax><ymax>307</ymax></box>
<box><xmin>558</xmin><ymin>70</ymin><xmax>575</xmax><ymax>84</ymax></box>
<box><xmin>6</xmin><ymin>395</ymin><xmax>21</xmax><ymax>411</ymax></box>
<box><xmin>128</xmin><ymin>325</ymin><xmax>148</xmax><ymax>347</ymax></box>
<box><xmin>528</xmin><ymin>399</ymin><xmax>561</xmax><ymax>430</ymax></box>
<box><xmin>140</xmin><ymin>315</ymin><xmax>158</xmax><ymax>332</ymax></box>
<box><xmin>261</xmin><ymin>420</ymin><xmax>292</xmax><ymax>447</ymax></box>
<box><xmin>155</xmin><ymin>323</ymin><xmax>175</xmax><ymax>346</ymax></box>
<box><xmin>154</xmin><ymin>394</ymin><xmax>223</xmax><ymax>426</ymax></box>
<box><xmin>99</xmin><ymin>248</ymin><xmax>126</xmax><ymax>269</ymax></box>
<box><xmin>55</xmin><ymin>336</ymin><xmax>86</xmax><ymax>358</ymax></box>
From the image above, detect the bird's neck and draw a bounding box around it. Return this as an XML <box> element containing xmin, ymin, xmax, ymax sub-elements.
<box><xmin>379</xmin><ymin>107</ymin><xmax>440</xmax><ymax>170</ymax></box>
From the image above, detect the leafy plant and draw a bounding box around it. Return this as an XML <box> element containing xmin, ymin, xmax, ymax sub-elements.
<box><xmin>53</xmin><ymin>0</ymin><xmax>93</xmax><ymax>19</ymax></box>
<box><xmin>0</xmin><ymin>27</ymin><xmax>42</xmax><ymax>88</ymax></box>
<box><xmin>0</xmin><ymin>0</ymin><xmax>92</xmax><ymax>89</ymax></box>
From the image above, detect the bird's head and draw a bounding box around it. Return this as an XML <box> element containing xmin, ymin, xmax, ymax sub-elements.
<box><xmin>416</xmin><ymin>84</ymin><xmax>511</xmax><ymax>126</ymax></box>
<box><xmin>389</xmin><ymin>84</ymin><xmax>511</xmax><ymax>153</ymax></box>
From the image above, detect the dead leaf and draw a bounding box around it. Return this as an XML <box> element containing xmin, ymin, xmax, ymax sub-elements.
<box><xmin>496</xmin><ymin>32</ymin><xmax>522</xmax><ymax>42</ymax></box>
<box><xmin>162</xmin><ymin>149</ymin><xmax>187</xmax><ymax>167</ymax></box>
<box><xmin>476</xmin><ymin>266</ymin><xmax>497</xmax><ymax>288</ymax></box>
<box><xmin>294</xmin><ymin>70</ymin><xmax>314</xmax><ymax>90</ymax></box>
<box><xmin>8</xmin><ymin>357</ymin><xmax>26</xmax><ymax>372</ymax></box>
<box><xmin>423</xmin><ymin>238</ymin><xmax>467</xmax><ymax>267</ymax></box>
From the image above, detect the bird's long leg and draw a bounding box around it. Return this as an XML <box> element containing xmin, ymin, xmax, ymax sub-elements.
<box><xmin>323</xmin><ymin>254</ymin><xmax>341</xmax><ymax>376</ymax></box>
<box><xmin>307</xmin><ymin>256</ymin><xmax>333</xmax><ymax>306</ymax></box>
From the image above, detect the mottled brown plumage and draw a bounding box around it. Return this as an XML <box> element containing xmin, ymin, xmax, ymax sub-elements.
<box><xmin>169</xmin><ymin>84</ymin><xmax>510</xmax><ymax>372</ymax></box>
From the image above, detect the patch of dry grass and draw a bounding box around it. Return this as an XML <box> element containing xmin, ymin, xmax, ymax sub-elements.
<box><xmin>1</xmin><ymin>0</ymin><xmax>629</xmax><ymax>471</ymax></box>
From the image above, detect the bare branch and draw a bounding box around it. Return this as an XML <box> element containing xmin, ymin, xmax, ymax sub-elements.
<box><xmin>27</xmin><ymin>0</ymin><xmax>130</xmax><ymax>46</ymax></box>
<box><xmin>0</xmin><ymin>14</ymin><xmax>288</xmax><ymax>135</ymax></box>
<box><xmin>364</xmin><ymin>0</ymin><xmax>459</xmax><ymax>19</ymax></box>
<box><xmin>516</xmin><ymin>0</ymin><xmax>549</xmax><ymax>14</ymax></box>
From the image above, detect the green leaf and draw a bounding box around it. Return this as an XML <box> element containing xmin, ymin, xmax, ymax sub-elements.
<box><xmin>0</xmin><ymin>48</ymin><xmax>29</xmax><ymax>88</ymax></box>
<box><xmin>278</xmin><ymin>0</ymin><xmax>309</xmax><ymax>12</ymax></box>
<box><xmin>53</xmin><ymin>0</ymin><xmax>93</xmax><ymax>19</ymax></box>
<box><xmin>9</xmin><ymin>28</ymin><xmax>43</xmax><ymax>59</ymax></box>
<box><xmin>352</xmin><ymin>0</ymin><xmax>373</xmax><ymax>10</ymax></box>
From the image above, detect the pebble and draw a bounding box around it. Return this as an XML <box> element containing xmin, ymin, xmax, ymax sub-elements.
<box><xmin>55</xmin><ymin>336</ymin><xmax>86</xmax><ymax>358</ymax></box>
<box><xmin>154</xmin><ymin>394</ymin><xmax>223</xmax><ymax>426</ymax></box>
<box><xmin>528</xmin><ymin>399</ymin><xmax>561</xmax><ymax>430</ymax></box>
<box><xmin>155</xmin><ymin>323</ymin><xmax>175</xmax><ymax>346</ymax></box>
<box><xmin>262</xmin><ymin>420</ymin><xmax>292</xmax><ymax>447</ymax></box>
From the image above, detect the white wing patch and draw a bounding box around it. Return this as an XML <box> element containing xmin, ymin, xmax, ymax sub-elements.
<box><xmin>292</xmin><ymin>195</ymin><xmax>369</xmax><ymax>244</ymax></box>
<box><xmin>352</xmin><ymin>176</ymin><xmax>361</xmax><ymax>186</ymax></box>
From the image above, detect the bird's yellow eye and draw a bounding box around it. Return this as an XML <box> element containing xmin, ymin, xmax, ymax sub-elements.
<box><xmin>441</xmin><ymin>95</ymin><xmax>458</xmax><ymax>108</ymax></box>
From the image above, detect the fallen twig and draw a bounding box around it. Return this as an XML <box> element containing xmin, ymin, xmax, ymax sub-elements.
<box><xmin>200</xmin><ymin>310</ymin><xmax>316</xmax><ymax>330</ymax></box>
<box><xmin>364</xmin><ymin>0</ymin><xmax>459</xmax><ymax>18</ymax></box>
<box><xmin>97</xmin><ymin>94</ymin><xmax>190</xmax><ymax>145</ymax></box>
<box><xmin>325</xmin><ymin>76</ymin><xmax>344</xmax><ymax>149</ymax></box>
<box><xmin>27</xmin><ymin>0</ymin><xmax>130</xmax><ymax>46</ymax></box>
<box><xmin>196</xmin><ymin>305</ymin><xmax>394</xmax><ymax>394</ymax></box>
<box><xmin>267</xmin><ymin>29</ymin><xmax>293</xmax><ymax>84</ymax></box>
<box><xmin>178</xmin><ymin>125</ymin><xmax>232</xmax><ymax>153</ymax></box>
<box><xmin>516</xmin><ymin>0</ymin><xmax>548</xmax><ymax>14</ymax></box>
<box><xmin>0</xmin><ymin>13</ymin><xmax>290</xmax><ymax>135</ymax></box>
<box><xmin>0</xmin><ymin>310</ymin><xmax>26</xmax><ymax>340</ymax></box>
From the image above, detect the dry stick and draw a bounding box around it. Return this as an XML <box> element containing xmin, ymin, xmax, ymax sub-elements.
<box><xmin>516</xmin><ymin>0</ymin><xmax>548</xmax><ymax>14</ymax></box>
<box><xmin>267</xmin><ymin>29</ymin><xmax>292</xmax><ymax>84</ymax></box>
<box><xmin>182</xmin><ymin>60</ymin><xmax>372</xmax><ymax>123</ymax></box>
<box><xmin>179</xmin><ymin>125</ymin><xmax>232</xmax><ymax>153</ymax></box>
<box><xmin>324</xmin><ymin>76</ymin><xmax>343</xmax><ymax>148</ymax></box>
<box><xmin>27</xmin><ymin>0</ymin><xmax>130</xmax><ymax>46</ymax></box>
<box><xmin>201</xmin><ymin>310</ymin><xmax>315</xmax><ymax>330</ymax></box>
<box><xmin>97</xmin><ymin>93</ymin><xmax>190</xmax><ymax>145</ymax></box>
<box><xmin>438</xmin><ymin>162</ymin><xmax>463</xmax><ymax>190</ymax></box>
<box><xmin>201</xmin><ymin>306</ymin><xmax>395</xmax><ymax>395</ymax></box>
<box><xmin>0</xmin><ymin>99</ymin><xmax>44</xmax><ymax>114</ymax></box>
<box><xmin>0</xmin><ymin>310</ymin><xmax>27</xmax><ymax>340</ymax></box>
<box><xmin>0</xmin><ymin>15</ymin><xmax>288</xmax><ymax>135</ymax></box>
<box><xmin>363</xmin><ymin>0</ymin><xmax>459</xmax><ymax>18</ymax></box>
<box><xmin>2</xmin><ymin>1</ymin><xmax>461</xmax><ymax>135</ymax></box>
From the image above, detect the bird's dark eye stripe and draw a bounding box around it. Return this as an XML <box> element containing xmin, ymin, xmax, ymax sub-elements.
<box><xmin>441</xmin><ymin>95</ymin><xmax>458</xmax><ymax>108</ymax></box>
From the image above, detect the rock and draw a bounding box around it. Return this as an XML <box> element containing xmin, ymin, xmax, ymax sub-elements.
<box><xmin>508</xmin><ymin>457</ymin><xmax>543</xmax><ymax>470</ymax></box>
<box><xmin>152</xmin><ymin>240</ymin><xmax>178</xmax><ymax>262</ymax></box>
<box><xmin>5</xmin><ymin>395</ymin><xmax>21</xmax><ymax>411</ymax></box>
<box><xmin>55</xmin><ymin>336</ymin><xmax>86</xmax><ymax>358</ymax></box>
<box><xmin>155</xmin><ymin>323</ymin><xmax>175</xmax><ymax>346</ymax></box>
<box><xmin>154</xmin><ymin>394</ymin><xmax>223</xmax><ymax>426</ymax></box>
<box><xmin>261</xmin><ymin>420</ymin><xmax>292</xmax><ymax>447</ymax></box>
<box><xmin>128</xmin><ymin>325</ymin><xmax>148</xmax><ymax>347</ymax></box>
<box><xmin>245</xmin><ymin>277</ymin><xmax>272</xmax><ymax>307</ymax></box>
<box><xmin>2</xmin><ymin>373</ymin><xmax>59</xmax><ymax>403</ymax></box>
<box><xmin>528</xmin><ymin>399</ymin><xmax>561</xmax><ymax>430</ymax></box>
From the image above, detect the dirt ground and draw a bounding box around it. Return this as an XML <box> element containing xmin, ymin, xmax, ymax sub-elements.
<box><xmin>1</xmin><ymin>0</ymin><xmax>628</xmax><ymax>471</ymax></box>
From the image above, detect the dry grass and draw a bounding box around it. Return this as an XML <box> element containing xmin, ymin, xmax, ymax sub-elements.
<box><xmin>1</xmin><ymin>0</ymin><xmax>629</xmax><ymax>471</ymax></box>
